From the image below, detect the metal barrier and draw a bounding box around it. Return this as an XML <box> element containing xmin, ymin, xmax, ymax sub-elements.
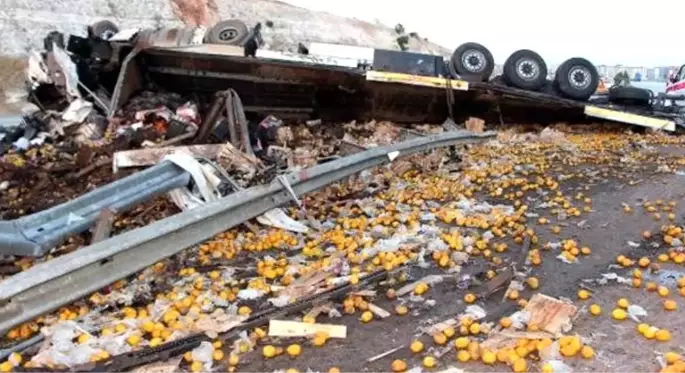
<box><xmin>0</xmin><ymin>130</ymin><xmax>495</xmax><ymax>334</ymax></box>
<box><xmin>0</xmin><ymin>162</ymin><xmax>190</xmax><ymax>256</ymax></box>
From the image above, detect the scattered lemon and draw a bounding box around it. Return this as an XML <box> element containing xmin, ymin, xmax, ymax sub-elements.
<box><xmin>469</xmin><ymin>323</ymin><xmax>481</xmax><ymax>335</ymax></box>
<box><xmin>228</xmin><ymin>354</ymin><xmax>240</xmax><ymax>366</ymax></box>
<box><xmin>190</xmin><ymin>361</ymin><xmax>203</xmax><ymax>372</ymax></box>
<box><xmin>637</xmin><ymin>323</ymin><xmax>649</xmax><ymax>334</ymax></box>
<box><xmin>391</xmin><ymin>359</ymin><xmax>407</xmax><ymax>372</ymax></box>
<box><xmin>410</xmin><ymin>340</ymin><xmax>424</xmax><ymax>353</ymax></box>
<box><xmin>656</xmin><ymin>329</ymin><xmax>672</xmax><ymax>342</ymax></box>
<box><xmin>500</xmin><ymin>317</ymin><xmax>513</xmax><ymax>328</ymax></box>
<box><xmin>395</xmin><ymin>305</ymin><xmax>408</xmax><ymax>315</ymax></box>
<box><xmin>263</xmin><ymin>345</ymin><xmax>277</xmax><ymax>358</ymax></box>
<box><xmin>541</xmin><ymin>362</ymin><xmax>554</xmax><ymax>373</ymax></box>
<box><xmin>454</xmin><ymin>337</ymin><xmax>469</xmax><ymax>349</ymax></box>
<box><xmin>578</xmin><ymin>289</ymin><xmax>590</xmax><ymax>300</ymax></box>
<box><xmin>328</xmin><ymin>368</ymin><xmax>341</xmax><ymax>373</ymax></box>
<box><xmin>512</xmin><ymin>358</ymin><xmax>527</xmax><ymax>372</ymax></box>
<box><xmin>423</xmin><ymin>356</ymin><xmax>437</xmax><ymax>368</ymax></box>
<box><xmin>658</xmin><ymin>286</ymin><xmax>670</xmax><ymax>297</ymax></box>
<box><xmin>589</xmin><ymin>304</ymin><xmax>602</xmax><ymax>316</ymax></box>
<box><xmin>464</xmin><ymin>293</ymin><xmax>476</xmax><ymax>303</ymax></box>
<box><xmin>456</xmin><ymin>350</ymin><xmax>471</xmax><ymax>362</ymax></box>
<box><xmin>581</xmin><ymin>345</ymin><xmax>595</xmax><ymax>359</ymax></box>
<box><xmin>482</xmin><ymin>350</ymin><xmax>496</xmax><ymax>365</ymax></box>
<box><xmin>360</xmin><ymin>311</ymin><xmax>373</xmax><ymax>323</ymax></box>
<box><xmin>617</xmin><ymin>298</ymin><xmax>629</xmax><ymax>309</ymax></box>
<box><xmin>665</xmin><ymin>299</ymin><xmax>678</xmax><ymax>311</ymax></box>
<box><xmin>286</xmin><ymin>344</ymin><xmax>302</xmax><ymax>357</ymax></box>
<box><xmin>611</xmin><ymin>308</ymin><xmax>627</xmax><ymax>320</ymax></box>
<box><xmin>526</xmin><ymin>277</ymin><xmax>539</xmax><ymax>289</ymax></box>
<box><xmin>414</xmin><ymin>282</ymin><xmax>429</xmax><ymax>295</ymax></box>
<box><xmin>433</xmin><ymin>333</ymin><xmax>447</xmax><ymax>345</ymax></box>
<box><xmin>665</xmin><ymin>352</ymin><xmax>682</xmax><ymax>364</ymax></box>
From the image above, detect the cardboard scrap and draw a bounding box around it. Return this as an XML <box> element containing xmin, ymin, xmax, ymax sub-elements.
<box><xmin>268</xmin><ymin>320</ymin><xmax>347</xmax><ymax>338</ymax></box>
<box><xmin>193</xmin><ymin>309</ymin><xmax>245</xmax><ymax>338</ymax></box>
<box><xmin>277</xmin><ymin>268</ymin><xmax>333</xmax><ymax>300</ymax></box>
<box><xmin>524</xmin><ymin>293</ymin><xmax>577</xmax><ymax>335</ymax></box>
<box><xmin>481</xmin><ymin>294</ymin><xmax>576</xmax><ymax>350</ymax></box>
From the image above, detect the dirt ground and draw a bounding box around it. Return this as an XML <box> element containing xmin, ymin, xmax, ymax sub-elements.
<box><xmin>0</xmin><ymin>56</ymin><xmax>24</xmax><ymax>115</ymax></box>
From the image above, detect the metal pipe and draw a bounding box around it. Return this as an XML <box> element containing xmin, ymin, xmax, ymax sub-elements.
<box><xmin>0</xmin><ymin>130</ymin><xmax>495</xmax><ymax>334</ymax></box>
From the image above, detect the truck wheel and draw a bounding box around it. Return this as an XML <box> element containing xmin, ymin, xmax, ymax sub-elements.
<box><xmin>90</xmin><ymin>20</ymin><xmax>119</xmax><ymax>40</ymax></box>
<box><xmin>608</xmin><ymin>86</ymin><xmax>652</xmax><ymax>106</ymax></box>
<box><xmin>450</xmin><ymin>42</ymin><xmax>494</xmax><ymax>82</ymax></box>
<box><xmin>503</xmin><ymin>49</ymin><xmax>547</xmax><ymax>91</ymax></box>
<box><xmin>206</xmin><ymin>19</ymin><xmax>249</xmax><ymax>45</ymax></box>
<box><xmin>554</xmin><ymin>57</ymin><xmax>599</xmax><ymax>101</ymax></box>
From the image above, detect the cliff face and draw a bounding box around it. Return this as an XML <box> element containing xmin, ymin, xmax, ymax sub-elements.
<box><xmin>0</xmin><ymin>0</ymin><xmax>451</xmax><ymax>56</ymax></box>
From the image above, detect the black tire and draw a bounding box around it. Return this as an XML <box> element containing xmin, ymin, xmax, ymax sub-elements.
<box><xmin>206</xmin><ymin>19</ymin><xmax>249</xmax><ymax>45</ymax></box>
<box><xmin>450</xmin><ymin>42</ymin><xmax>494</xmax><ymax>82</ymax></box>
<box><xmin>503</xmin><ymin>49</ymin><xmax>548</xmax><ymax>91</ymax></box>
<box><xmin>90</xmin><ymin>20</ymin><xmax>119</xmax><ymax>40</ymax></box>
<box><xmin>608</xmin><ymin>86</ymin><xmax>652</xmax><ymax>106</ymax></box>
<box><xmin>554</xmin><ymin>57</ymin><xmax>599</xmax><ymax>101</ymax></box>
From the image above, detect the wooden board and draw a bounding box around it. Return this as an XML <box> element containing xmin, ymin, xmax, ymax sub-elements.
<box><xmin>366</xmin><ymin>71</ymin><xmax>469</xmax><ymax>91</ymax></box>
<box><xmin>268</xmin><ymin>320</ymin><xmax>347</xmax><ymax>338</ymax></box>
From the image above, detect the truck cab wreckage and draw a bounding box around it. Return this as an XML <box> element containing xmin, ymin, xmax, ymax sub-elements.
<box><xmin>26</xmin><ymin>19</ymin><xmax>681</xmax><ymax>133</ymax></box>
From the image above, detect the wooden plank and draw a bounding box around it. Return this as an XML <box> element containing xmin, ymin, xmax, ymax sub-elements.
<box><xmin>268</xmin><ymin>320</ymin><xmax>347</xmax><ymax>338</ymax></box>
<box><xmin>366</xmin><ymin>71</ymin><xmax>469</xmax><ymax>91</ymax></box>
<box><xmin>584</xmin><ymin>105</ymin><xmax>675</xmax><ymax>131</ymax></box>
<box><xmin>367</xmin><ymin>303</ymin><xmax>390</xmax><ymax>319</ymax></box>
<box><xmin>112</xmin><ymin>144</ymin><xmax>226</xmax><ymax>172</ymax></box>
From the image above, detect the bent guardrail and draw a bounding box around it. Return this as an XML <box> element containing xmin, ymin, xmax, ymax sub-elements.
<box><xmin>0</xmin><ymin>162</ymin><xmax>191</xmax><ymax>256</ymax></box>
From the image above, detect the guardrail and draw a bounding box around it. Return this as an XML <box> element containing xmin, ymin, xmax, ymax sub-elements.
<box><xmin>0</xmin><ymin>130</ymin><xmax>495</xmax><ymax>334</ymax></box>
<box><xmin>0</xmin><ymin>162</ymin><xmax>190</xmax><ymax>256</ymax></box>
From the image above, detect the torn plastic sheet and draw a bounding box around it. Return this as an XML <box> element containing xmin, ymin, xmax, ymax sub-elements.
<box><xmin>164</xmin><ymin>153</ymin><xmax>221</xmax><ymax>211</ymax></box>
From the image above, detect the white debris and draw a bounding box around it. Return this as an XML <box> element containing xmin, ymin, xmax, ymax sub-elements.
<box><xmin>628</xmin><ymin>304</ymin><xmax>648</xmax><ymax>322</ymax></box>
<box><xmin>237</xmin><ymin>288</ymin><xmax>266</xmax><ymax>300</ymax></box>
<box><xmin>542</xmin><ymin>360</ymin><xmax>573</xmax><ymax>373</ymax></box>
<box><xmin>268</xmin><ymin>295</ymin><xmax>291</xmax><ymax>308</ymax></box>
<box><xmin>191</xmin><ymin>341</ymin><xmax>214</xmax><ymax>371</ymax></box>
<box><xmin>463</xmin><ymin>305</ymin><xmax>487</xmax><ymax>320</ymax></box>
<box><xmin>599</xmin><ymin>272</ymin><xmax>631</xmax><ymax>285</ymax></box>
<box><xmin>509</xmin><ymin>310</ymin><xmax>531</xmax><ymax>329</ymax></box>
<box><xmin>627</xmin><ymin>241</ymin><xmax>640</xmax><ymax>248</ymax></box>
<box><xmin>557</xmin><ymin>253</ymin><xmax>577</xmax><ymax>264</ymax></box>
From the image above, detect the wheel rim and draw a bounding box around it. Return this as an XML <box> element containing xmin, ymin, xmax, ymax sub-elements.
<box><xmin>219</xmin><ymin>28</ymin><xmax>239</xmax><ymax>41</ymax></box>
<box><xmin>100</xmin><ymin>30</ymin><xmax>116</xmax><ymax>40</ymax></box>
<box><xmin>461</xmin><ymin>49</ymin><xmax>486</xmax><ymax>73</ymax></box>
<box><xmin>515</xmin><ymin>58</ymin><xmax>540</xmax><ymax>81</ymax></box>
<box><xmin>568</xmin><ymin>66</ymin><xmax>591</xmax><ymax>90</ymax></box>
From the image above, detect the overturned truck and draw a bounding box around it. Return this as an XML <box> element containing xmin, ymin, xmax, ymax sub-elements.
<box><xmin>30</xmin><ymin>19</ymin><xmax>681</xmax><ymax>133</ymax></box>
